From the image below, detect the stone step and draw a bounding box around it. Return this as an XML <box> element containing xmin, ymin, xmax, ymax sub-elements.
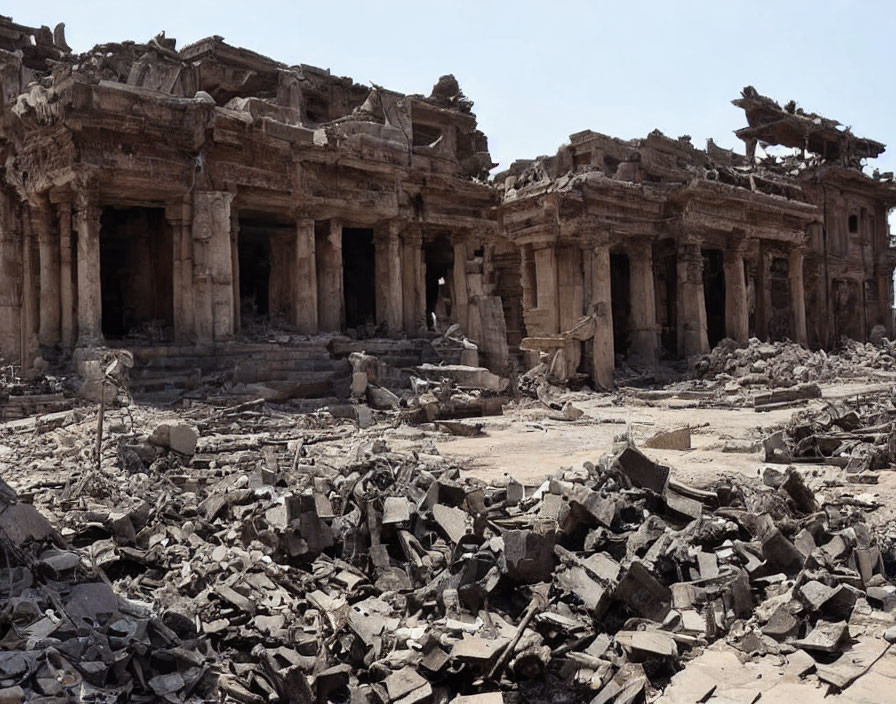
<box><xmin>130</xmin><ymin>368</ymin><xmax>203</xmax><ymax>391</ymax></box>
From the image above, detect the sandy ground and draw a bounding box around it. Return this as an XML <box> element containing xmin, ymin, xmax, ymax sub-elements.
<box><xmin>433</xmin><ymin>381</ymin><xmax>895</xmax><ymax>488</ymax></box>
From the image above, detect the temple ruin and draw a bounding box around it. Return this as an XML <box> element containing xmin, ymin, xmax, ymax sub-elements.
<box><xmin>1</xmin><ymin>16</ymin><xmax>895</xmax><ymax>393</ymax></box>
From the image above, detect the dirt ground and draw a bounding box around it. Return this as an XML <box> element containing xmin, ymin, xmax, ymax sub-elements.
<box><xmin>433</xmin><ymin>381</ymin><xmax>893</xmax><ymax>487</ymax></box>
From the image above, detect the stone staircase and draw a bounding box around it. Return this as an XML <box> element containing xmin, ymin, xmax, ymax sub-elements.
<box><xmin>126</xmin><ymin>336</ymin><xmax>437</xmax><ymax>399</ymax></box>
<box><xmin>128</xmin><ymin>340</ymin><xmax>351</xmax><ymax>398</ymax></box>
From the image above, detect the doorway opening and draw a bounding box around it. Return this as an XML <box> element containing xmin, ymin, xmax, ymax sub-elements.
<box><xmin>424</xmin><ymin>235</ymin><xmax>454</xmax><ymax>330</ymax></box>
<box><xmin>238</xmin><ymin>225</ymin><xmax>271</xmax><ymax>322</ymax></box>
<box><xmin>610</xmin><ymin>253</ymin><xmax>631</xmax><ymax>360</ymax></box>
<box><xmin>654</xmin><ymin>240</ymin><xmax>678</xmax><ymax>358</ymax></box>
<box><xmin>99</xmin><ymin>206</ymin><xmax>173</xmax><ymax>340</ymax></box>
<box><xmin>701</xmin><ymin>249</ymin><xmax>726</xmax><ymax>348</ymax></box>
<box><xmin>768</xmin><ymin>257</ymin><xmax>791</xmax><ymax>341</ymax></box>
<box><xmin>238</xmin><ymin>216</ymin><xmax>295</xmax><ymax>330</ymax></box>
<box><xmin>342</xmin><ymin>227</ymin><xmax>376</xmax><ymax>330</ymax></box>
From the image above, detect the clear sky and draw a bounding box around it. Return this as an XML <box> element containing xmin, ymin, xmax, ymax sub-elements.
<box><xmin>6</xmin><ymin>0</ymin><xmax>896</xmax><ymax>175</ymax></box>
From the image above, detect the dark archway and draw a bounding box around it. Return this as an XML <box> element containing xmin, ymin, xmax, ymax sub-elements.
<box><xmin>702</xmin><ymin>249</ymin><xmax>726</xmax><ymax>348</ymax></box>
<box><xmin>610</xmin><ymin>253</ymin><xmax>631</xmax><ymax>360</ymax></box>
<box><xmin>99</xmin><ymin>206</ymin><xmax>173</xmax><ymax>340</ymax></box>
<box><xmin>342</xmin><ymin>227</ymin><xmax>376</xmax><ymax>330</ymax></box>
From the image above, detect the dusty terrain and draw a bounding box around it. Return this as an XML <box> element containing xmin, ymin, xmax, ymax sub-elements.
<box><xmin>1</xmin><ymin>362</ymin><xmax>895</xmax><ymax>703</ymax></box>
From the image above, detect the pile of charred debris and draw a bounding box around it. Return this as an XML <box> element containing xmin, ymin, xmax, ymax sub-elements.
<box><xmin>1</xmin><ymin>379</ymin><xmax>895</xmax><ymax>704</ymax></box>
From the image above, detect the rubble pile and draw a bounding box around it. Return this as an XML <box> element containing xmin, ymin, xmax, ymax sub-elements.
<box><xmin>763</xmin><ymin>389</ymin><xmax>896</xmax><ymax>479</ymax></box>
<box><xmin>2</xmin><ymin>400</ymin><xmax>894</xmax><ymax>702</ymax></box>
<box><xmin>695</xmin><ymin>337</ymin><xmax>896</xmax><ymax>390</ymax></box>
<box><xmin>0</xmin><ymin>477</ymin><xmax>214</xmax><ymax>703</ymax></box>
<box><xmin>0</xmin><ymin>362</ymin><xmax>72</xmax><ymax>421</ymax></box>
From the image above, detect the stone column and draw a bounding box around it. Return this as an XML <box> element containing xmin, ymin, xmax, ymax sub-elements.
<box><xmin>57</xmin><ymin>199</ymin><xmax>75</xmax><ymax>349</ymax></box>
<box><xmin>591</xmin><ymin>242</ymin><xmax>615</xmax><ymax>390</ymax></box>
<box><xmin>676</xmin><ymin>239</ymin><xmax>709</xmax><ymax>358</ymax></box>
<box><xmin>191</xmin><ymin>191</ymin><xmax>235</xmax><ymax>343</ymax></box>
<box><xmin>230</xmin><ymin>210</ymin><xmax>241</xmax><ymax>334</ymax></box>
<box><xmin>293</xmin><ymin>218</ymin><xmax>318</xmax><ymax>333</ymax></box>
<box><xmin>74</xmin><ymin>188</ymin><xmax>102</xmax><ymax>345</ymax></box>
<box><xmin>520</xmin><ymin>244</ymin><xmax>536</xmax><ymax>311</ymax></box>
<box><xmin>21</xmin><ymin>208</ymin><xmax>39</xmax><ymax>365</ymax></box>
<box><xmin>723</xmin><ymin>241</ymin><xmax>749</xmax><ymax>343</ymax></box>
<box><xmin>374</xmin><ymin>223</ymin><xmax>403</xmax><ymax>335</ymax></box>
<box><xmin>756</xmin><ymin>249</ymin><xmax>771</xmax><ymax>341</ymax></box>
<box><xmin>876</xmin><ymin>265</ymin><xmax>894</xmax><ymax>338</ymax></box>
<box><xmin>789</xmin><ymin>246</ymin><xmax>808</xmax><ymax>346</ymax></box>
<box><xmin>628</xmin><ymin>238</ymin><xmax>659</xmax><ymax>363</ymax></box>
<box><xmin>317</xmin><ymin>219</ymin><xmax>343</xmax><ymax>331</ymax></box>
<box><xmin>557</xmin><ymin>246</ymin><xmax>583</xmax><ymax>373</ymax></box>
<box><xmin>452</xmin><ymin>235</ymin><xmax>469</xmax><ymax>332</ymax></box>
<box><xmin>32</xmin><ymin>199</ymin><xmax>61</xmax><ymax>348</ymax></box>
<box><xmin>166</xmin><ymin>201</ymin><xmax>194</xmax><ymax>343</ymax></box>
<box><xmin>533</xmin><ymin>243</ymin><xmax>559</xmax><ymax>333</ymax></box>
<box><xmin>401</xmin><ymin>227</ymin><xmax>425</xmax><ymax>334</ymax></box>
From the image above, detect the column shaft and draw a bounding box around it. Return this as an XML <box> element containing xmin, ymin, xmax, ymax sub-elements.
<box><xmin>452</xmin><ymin>237</ymin><xmax>469</xmax><ymax>332</ymax></box>
<box><xmin>74</xmin><ymin>194</ymin><xmax>102</xmax><ymax>345</ymax></box>
<box><xmin>724</xmin><ymin>247</ymin><xmax>749</xmax><ymax>343</ymax></box>
<box><xmin>317</xmin><ymin>219</ymin><xmax>343</xmax><ymax>331</ymax></box>
<box><xmin>294</xmin><ymin>218</ymin><xmax>318</xmax><ymax>333</ymax></box>
<box><xmin>168</xmin><ymin>201</ymin><xmax>194</xmax><ymax>343</ymax></box>
<box><xmin>34</xmin><ymin>201</ymin><xmax>60</xmax><ymax>347</ymax></box>
<box><xmin>628</xmin><ymin>240</ymin><xmax>659</xmax><ymax>363</ymax></box>
<box><xmin>591</xmin><ymin>243</ymin><xmax>615</xmax><ymax>390</ymax></box>
<box><xmin>676</xmin><ymin>241</ymin><xmax>709</xmax><ymax>357</ymax></box>
<box><xmin>789</xmin><ymin>247</ymin><xmax>808</xmax><ymax>346</ymax></box>
<box><xmin>230</xmin><ymin>211</ymin><xmax>240</xmax><ymax>334</ymax></box>
<box><xmin>533</xmin><ymin>244</ymin><xmax>558</xmax><ymax>333</ymax></box>
<box><xmin>57</xmin><ymin>201</ymin><xmax>74</xmax><ymax>349</ymax></box>
<box><xmin>21</xmin><ymin>210</ymin><xmax>39</xmax><ymax>364</ymax></box>
<box><xmin>401</xmin><ymin>229</ymin><xmax>424</xmax><ymax>334</ymax></box>
<box><xmin>191</xmin><ymin>191</ymin><xmax>235</xmax><ymax>343</ymax></box>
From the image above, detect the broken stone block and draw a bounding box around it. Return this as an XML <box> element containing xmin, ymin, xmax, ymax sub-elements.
<box><xmin>367</xmin><ymin>385</ymin><xmax>400</xmax><ymax>410</ymax></box>
<box><xmin>351</xmin><ymin>371</ymin><xmax>368</xmax><ymax>397</ymax></box>
<box><xmin>431</xmin><ymin>504</ymin><xmax>470</xmax><ymax>544</ymax></box>
<box><xmin>623</xmin><ymin>630</ymin><xmax>678</xmax><ymax>658</ymax></box>
<box><xmin>614</xmin><ymin>561</ymin><xmax>671</xmax><ymax>621</ymax></box>
<box><xmin>792</xmin><ymin>620</ymin><xmax>848</xmax><ymax>653</ymax></box>
<box><xmin>761</xmin><ymin>605</ymin><xmax>800</xmax><ymax>640</ymax></box>
<box><xmin>761</xmin><ymin>528</ymin><xmax>804</xmax><ymax>573</ymax></box>
<box><xmin>315</xmin><ymin>664</ymin><xmax>352</xmax><ymax>701</ymax></box>
<box><xmin>504</xmin><ymin>530</ymin><xmax>556</xmax><ymax>583</ymax></box>
<box><xmin>382</xmin><ymin>497</ymin><xmax>411</xmax><ymax>525</ymax></box>
<box><xmin>643</xmin><ymin>427</ymin><xmax>691</xmax><ymax>450</ymax></box>
<box><xmin>798</xmin><ymin>581</ymin><xmax>857</xmax><ymax>620</ymax></box>
<box><xmin>557</xmin><ymin>565</ymin><xmax>609</xmax><ymax>615</ymax></box>
<box><xmin>614</xmin><ymin>445</ymin><xmax>669</xmax><ymax>493</ymax></box>
<box><xmin>664</xmin><ymin>487</ymin><xmax>702</xmax><ymax>521</ymax></box>
<box><xmin>866</xmin><ymin>585</ymin><xmax>896</xmax><ymax>611</ymax></box>
<box><xmin>65</xmin><ymin>582</ymin><xmax>120</xmax><ymax>623</ymax></box>
<box><xmin>451</xmin><ymin>636</ymin><xmax>508</xmax><ymax>663</ymax></box>
<box><xmin>148</xmin><ymin>422</ymin><xmax>198</xmax><ymax>455</ymax></box>
<box><xmin>384</xmin><ymin>666</ymin><xmax>427</xmax><ymax>701</ymax></box>
<box><xmin>450</xmin><ymin>694</ymin><xmax>503</xmax><ymax>704</ymax></box>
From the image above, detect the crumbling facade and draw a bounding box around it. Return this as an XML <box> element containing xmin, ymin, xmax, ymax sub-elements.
<box><xmin>496</xmin><ymin>87</ymin><xmax>896</xmax><ymax>388</ymax></box>
<box><xmin>0</xmin><ymin>16</ymin><xmax>497</xmax><ymax>374</ymax></box>
<box><xmin>1</xmin><ymin>16</ymin><xmax>894</xmax><ymax>393</ymax></box>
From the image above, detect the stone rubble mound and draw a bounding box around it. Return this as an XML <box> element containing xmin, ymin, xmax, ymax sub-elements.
<box><xmin>695</xmin><ymin>336</ymin><xmax>896</xmax><ymax>388</ymax></box>
<box><xmin>1</xmin><ymin>404</ymin><xmax>893</xmax><ymax>703</ymax></box>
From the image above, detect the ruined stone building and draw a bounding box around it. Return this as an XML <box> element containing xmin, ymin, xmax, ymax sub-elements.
<box><xmin>0</xmin><ymin>16</ymin><xmax>498</xmax><ymax>385</ymax></box>
<box><xmin>1</xmin><ymin>16</ymin><xmax>894</xmax><ymax>393</ymax></box>
<box><xmin>496</xmin><ymin>88</ymin><xmax>896</xmax><ymax>388</ymax></box>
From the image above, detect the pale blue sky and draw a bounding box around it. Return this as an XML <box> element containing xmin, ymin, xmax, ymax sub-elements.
<box><xmin>7</xmin><ymin>1</ymin><xmax>896</xmax><ymax>174</ymax></box>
